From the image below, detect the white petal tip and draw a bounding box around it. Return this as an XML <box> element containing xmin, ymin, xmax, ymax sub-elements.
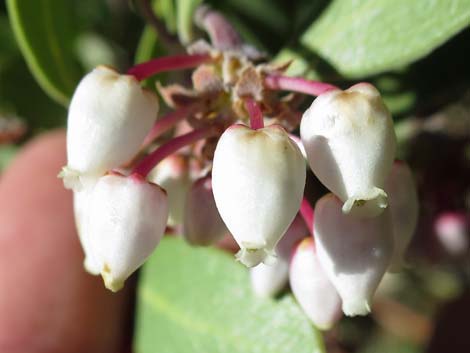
<box><xmin>342</xmin><ymin>188</ymin><xmax>388</xmax><ymax>218</ymax></box>
<box><xmin>235</xmin><ymin>247</ymin><xmax>277</xmax><ymax>268</ymax></box>
<box><xmin>58</xmin><ymin>166</ymin><xmax>82</xmax><ymax>191</ymax></box>
<box><xmin>101</xmin><ymin>265</ymin><xmax>124</xmax><ymax>292</ymax></box>
<box><xmin>83</xmin><ymin>258</ymin><xmax>100</xmax><ymax>276</ymax></box>
<box><xmin>59</xmin><ymin>166</ymin><xmax>99</xmax><ymax>191</ymax></box>
<box><xmin>342</xmin><ymin>300</ymin><xmax>371</xmax><ymax>317</ymax></box>
<box><xmin>315</xmin><ymin>322</ymin><xmax>334</xmax><ymax>331</ymax></box>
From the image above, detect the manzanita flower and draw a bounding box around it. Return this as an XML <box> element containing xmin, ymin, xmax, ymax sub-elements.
<box><xmin>290</xmin><ymin>238</ymin><xmax>342</xmax><ymax>330</ymax></box>
<box><xmin>60</xmin><ymin>66</ymin><xmax>158</xmax><ymax>190</ymax></box>
<box><xmin>300</xmin><ymin>83</ymin><xmax>396</xmax><ymax>218</ymax></box>
<box><xmin>249</xmin><ymin>214</ymin><xmax>309</xmax><ymax>297</ymax></box>
<box><xmin>148</xmin><ymin>154</ymin><xmax>190</xmax><ymax>227</ymax></box>
<box><xmin>435</xmin><ymin>211</ymin><xmax>469</xmax><ymax>256</ymax></box>
<box><xmin>250</xmin><ymin>261</ymin><xmax>289</xmax><ymax>298</ymax></box>
<box><xmin>86</xmin><ymin>173</ymin><xmax>168</xmax><ymax>292</ymax></box>
<box><xmin>276</xmin><ymin>214</ymin><xmax>310</xmax><ymax>260</ymax></box>
<box><xmin>386</xmin><ymin>161</ymin><xmax>419</xmax><ymax>271</ymax></box>
<box><xmin>72</xmin><ymin>183</ymin><xmax>101</xmax><ymax>275</ymax></box>
<box><xmin>313</xmin><ymin>193</ymin><xmax>394</xmax><ymax>316</ymax></box>
<box><xmin>212</xmin><ymin>124</ymin><xmax>306</xmax><ymax>267</ymax></box>
<box><xmin>183</xmin><ymin>175</ymin><xmax>227</xmax><ymax>246</ymax></box>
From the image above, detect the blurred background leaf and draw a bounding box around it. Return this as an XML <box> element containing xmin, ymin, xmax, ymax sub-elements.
<box><xmin>176</xmin><ymin>0</ymin><xmax>202</xmax><ymax>45</ymax></box>
<box><xmin>135</xmin><ymin>237</ymin><xmax>325</xmax><ymax>353</ymax></box>
<box><xmin>6</xmin><ymin>0</ymin><xmax>83</xmax><ymax>105</ymax></box>
<box><xmin>301</xmin><ymin>0</ymin><xmax>470</xmax><ymax>77</ymax></box>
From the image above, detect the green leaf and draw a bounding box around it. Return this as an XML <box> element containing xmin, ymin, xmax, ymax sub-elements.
<box><xmin>176</xmin><ymin>0</ymin><xmax>202</xmax><ymax>45</ymax></box>
<box><xmin>154</xmin><ymin>0</ymin><xmax>177</xmax><ymax>33</ymax></box>
<box><xmin>217</xmin><ymin>0</ymin><xmax>289</xmax><ymax>35</ymax></box>
<box><xmin>135</xmin><ymin>237</ymin><xmax>325</xmax><ymax>353</ymax></box>
<box><xmin>6</xmin><ymin>0</ymin><xmax>82</xmax><ymax>106</ymax></box>
<box><xmin>135</xmin><ymin>27</ymin><xmax>165</xmax><ymax>65</ymax></box>
<box><xmin>134</xmin><ymin>26</ymin><xmax>167</xmax><ymax>90</ymax></box>
<box><xmin>301</xmin><ymin>0</ymin><xmax>470</xmax><ymax>77</ymax></box>
<box><xmin>273</xmin><ymin>48</ymin><xmax>321</xmax><ymax>80</ymax></box>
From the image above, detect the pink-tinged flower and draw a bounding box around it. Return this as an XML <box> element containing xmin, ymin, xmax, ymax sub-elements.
<box><xmin>276</xmin><ymin>214</ymin><xmax>310</xmax><ymax>260</ymax></box>
<box><xmin>86</xmin><ymin>173</ymin><xmax>168</xmax><ymax>292</ymax></box>
<box><xmin>300</xmin><ymin>83</ymin><xmax>396</xmax><ymax>218</ymax></box>
<box><xmin>212</xmin><ymin>124</ymin><xmax>306</xmax><ymax>267</ymax></box>
<box><xmin>183</xmin><ymin>175</ymin><xmax>228</xmax><ymax>246</ymax></box>
<box><xmin>386</xmin><ymin>161</ymin><xmax>419</xmax><ymax>271</ymax></box>
<box><xmin>148</xmin><ymin>154</ymin><xmax>191</xmax><ymax>227</ymax></box>
<box><xmin>60</xmin><ymin>66</ymin><xmax>158</xmax><ymax>190</ymax></box>
<box><xmin>249</xmin><ymin>214</ymin><xmax>309</xmax><ymax>297</ymax></box>
<box><xmin>290</xmin><ymin>238</ymin><xmax>342</xmax><ymax>330</ymax></box>
<box><xmin>435</xmin><ymin>211</ymin><xmax>469</xmax><ymax>256</ymax></box>
<box><xmin>314</xmin><ymin>194</ymin><xmax>394</xmax><ymax>316</ymax></box>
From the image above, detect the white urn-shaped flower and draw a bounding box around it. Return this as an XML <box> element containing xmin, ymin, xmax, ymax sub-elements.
<box><xmin>148</xmin><ymin>154</ymin><xmax>191</xmax><ymax>227</ymax></box>
<box><xmin>314</xmin><ymin>193</ymin><xmax>394</xmax><ymax>316</ymax></box>
<box><xmin>212</xmin><ymin>124</ymin><xmax>306</xmax><ymax>267</ymax></box>
<box><xmin>72</xmin><ymin>182</ymin><xmax>101</xmax><ymax>275</ymax></box>
<box><xmin>61</xmin><ymin>66</ymin><xmax>158</xmax><ymax>190</ymax></box>
<box><xmin>300</xmin><ymin>83</ymin><xmax>396</xmax><ymax>218</ymax></box>
<box><xmin>290</xmin><ymin>238</ymin><xmax>342</xmax><ymax>330</ymax></box>
<box><xmin>386</xmin><ymin>161</ymin><xmax>419</xmax><ymax>271</ymax></box>
<box><xmin>86</xmin><ymin>173</ymin><xmax>168</xmax><ymax>292</ymax></box>
<box><xmin>183</xmin><ymin>175</ymin><xmax>228</xmax><ymax>246</ymax></box>
<box><xmin>249</xmin><ymin>214</ymin><xmax>309</xmax><ymax>297</ymax></box>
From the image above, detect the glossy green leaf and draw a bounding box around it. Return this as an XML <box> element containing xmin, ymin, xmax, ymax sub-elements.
<box><xmin>135</xmin><ymin>237</ymin><xmax>325</xmax><ymax>353</ymax></box>
<box><xmin>6</xmin><ymin>0</ymin><xmax>82</xmax><ymax>105</ymax></box>
<box><xmin>302</xmin><ymin>0</ymin><xmax>470</xmax><ymax>77</ymax></box>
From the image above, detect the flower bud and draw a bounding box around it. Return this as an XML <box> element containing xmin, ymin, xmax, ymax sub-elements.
<box><xmin>435</xmin><ymin>212</ymin><xmax>469</xmax><ymax>256</ymax></box>
<box><xmin>386</xmin><ymin>161</ymin><xmax>419</xmax><ymax>271</ymax></box>
<box><xmin>276</xmin><ymin>214</ymin><xmax>310</xmax><ymax>260</ymax></box>
<box><xmin>148</xmin><ymin>154</ymin><xmax>190</xmax><ymax>227</ymax></box>
<box><xmin>61</xmin><ymin>66</ymin><xmax>158</xmax><ymax>190</ymax></box>
<box><xmin>300</xmin><ymin>83</ymin><xmax>396</xmax><ymax>218</ymax></box>
<box><xmin>314</xmin><ymin>193</ymin><xmax>394</xmax><ymax>316</ymax></box>
<box><xmin>87</xmin><ymin>173</ymin><xmax>168</xmax><ymax>291</ymax></box>
<box><xmin>72</xmin><ymin>183</ymin><xmax>101</xmax><ymax>275</ymax></box>
<box><xmin>212</xmin><ymin>124</ymin><xmax>306</xmax><ymax>267</ymax></box>
<box><xmin>250</xmin><ymin>260</ymin><xmax>289</xmax><ymax>298</ymax></box>
<box><xmin>290</xmin><ymin>238</ymin><xmax>342</xmax><ymax>330</ymax></box>
<box><xmin>183</xmin><ymin>175</ymin><xmax>227</xmax><ymax>246</ymax></box>
<box><xmin>249</xmin><ymin>214</ymin><xmax>309</xmax><ymax>297</ymax></box>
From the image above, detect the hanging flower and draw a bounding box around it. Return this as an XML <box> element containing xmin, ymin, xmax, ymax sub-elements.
<box><xmin>301</xmin><ymin>83</ymin><xmax>396</xmax><ymax>218</ymax></box>
<box><xmin>60</xmin><ymin>66</ymin><xmax>158</xmax><ymax>190</ymax></box>
<box><xmin>212</xmin><ymin>124</ymin><xmax>306</xmax><ymax>267</ymax></box>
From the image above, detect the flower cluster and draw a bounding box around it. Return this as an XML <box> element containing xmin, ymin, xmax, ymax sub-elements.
<box><xmin>59</xmin><ymin>5</ymin><xmax>418</xmax><ymax>328</ymax></box>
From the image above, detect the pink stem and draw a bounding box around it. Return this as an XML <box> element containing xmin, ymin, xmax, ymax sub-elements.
<box><xmin>264</xmin><ymin>75</ymin><xmax>338</xmax><ymax>97</ymax></box>
<box><xmin>244</xmin><ymin>98</ymin><xmax>264</xmax><ymax>130</ymax></box>
<box><xmin>133</xmin><ymin>126</ymin><xmax>218</xmax><ymax>178</ymax></box>
<box><xmin>127</xmin><ymin>54</ymin><xmax>211</xmax><ymax>81</ymax></box>
<box><xmin>300</xmin><ymin>197</ymin><xmax>314</xmax><ymax>236</ymax></box>
<box><xmin>142</xmin><ymin>104</ymin><xmax>199</xmax><ymax>147</ymax></box>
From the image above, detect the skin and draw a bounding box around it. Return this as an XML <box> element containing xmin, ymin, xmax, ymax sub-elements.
<box><xmin>0</xmin><ymin>130</ymin><xmax>133</xmax><ymax>353</ymax></box>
